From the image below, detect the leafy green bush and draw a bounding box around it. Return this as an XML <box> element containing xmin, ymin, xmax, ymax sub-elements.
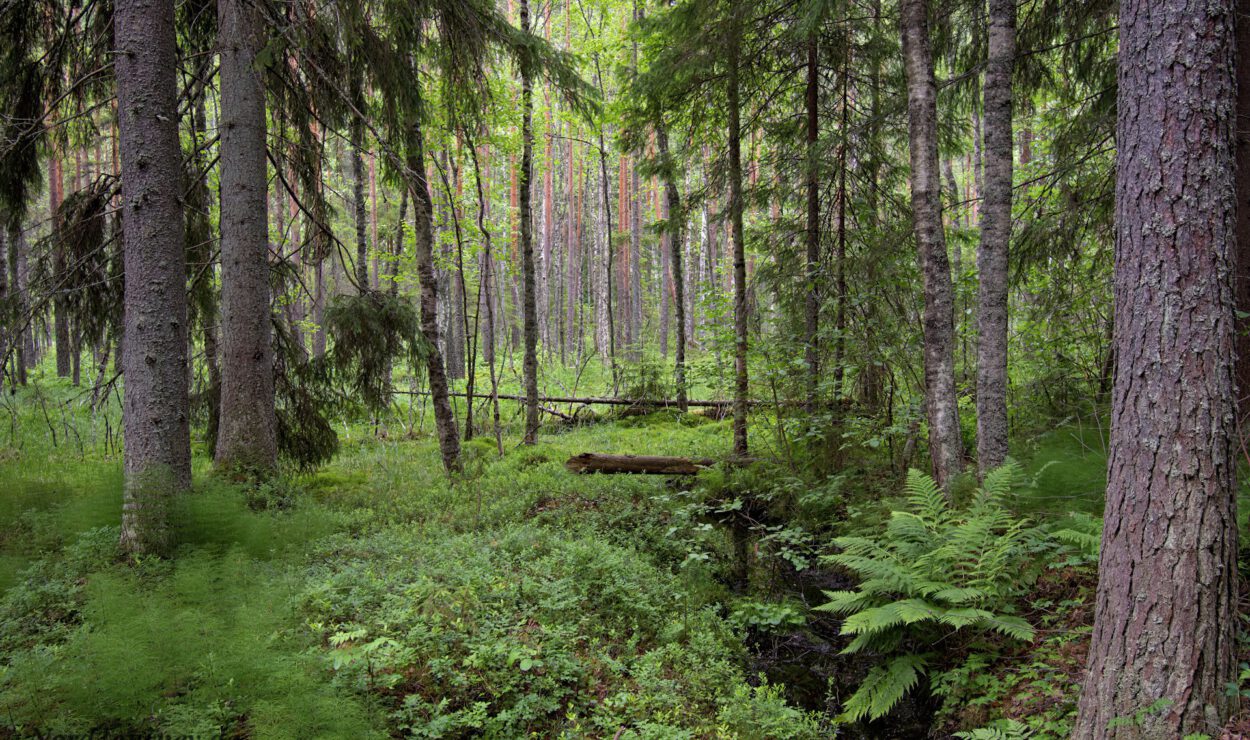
<box><xmin>816</xmin><ymin>464</ymin><xmax>1039</xmax><ymax>722</ymax></box>
<box><xmin>299</xmin><ymin>523</ymin><xmax>819</xmax><ymax>737</ymax></box>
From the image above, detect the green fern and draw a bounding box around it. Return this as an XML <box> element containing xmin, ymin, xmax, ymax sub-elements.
<box><xmin>839</xmin><ymin>654</ymin><xmax>929</xmax><ymax>723</ymax></box>
<box><xmin>817</xmin><ymin>463</ymin><xmax>1040</xmax><ymax>723</ymax></box>
<box><xmin>1052</xmin><ymin>511</ymin><xmax>1102</xmax><ymax>560</ymax></box>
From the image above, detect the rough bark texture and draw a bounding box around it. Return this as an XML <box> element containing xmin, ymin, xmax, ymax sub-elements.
<box><xmin>1074</xmin><ymin>0</ymin><xmax>1239</xmax><ymax>735</ymax></box>
<box><xmin>215</xmin><ymin>0</ymin><xmax>277</xmax><ymax>475</ymax></box>
<box><xmin>115</xmin><ymin>0</ymin><xmax>191</xmax><ymax>555</ymax></box>
<box><xmin>899</xmin><ymin>0</ymin><xmax>962</xmax><ymax>487</ymax></box>
<box><xmin>727</xmin><ymin>11</ymin><xmax>749</xmax><ymax>458</ymax></box>
<box><xmin>975</xmin><ymin>0</ymin><xmax>1014</xmax><ymax>474</ymax></box>
<box><xmin>409</xmin><ymin>126</ymin><xmax>462</xmax><ymax>473</ymax></box>
<box><xmin>521</xmin><ymin>0</ymin><xmax>540</xmax><ymax>445</ymax></box>
<box><xmin>1235</xmin><ymin>0</ymin><xmax>1250</xmax><ymax>423</ymax></box>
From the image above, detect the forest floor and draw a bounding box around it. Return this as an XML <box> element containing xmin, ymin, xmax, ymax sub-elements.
<box><xmin>0</xmin><ymin>377</ymin><xmax>1237</xmax><ymax>738</ymax></box>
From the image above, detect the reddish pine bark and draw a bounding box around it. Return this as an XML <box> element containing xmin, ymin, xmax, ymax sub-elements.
<box><xmin>1075</xmin><ymin>0</ymin><xmax>1239</xmax><ymax>734</ymax></box>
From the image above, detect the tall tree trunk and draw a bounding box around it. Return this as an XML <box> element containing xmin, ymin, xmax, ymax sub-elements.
<box><xmin>567</xmin><ymin>147</ymin><xmax>581</xmax><ymax>358</ymax></box>
<box><xmin>9</xmin><ymin>222</ymin><xmax>32</xmax><ymax>383</ymax></box>
<box><xmin>0</xmin><ymin>222</ymin><xmax>7</xmax><ymax>387</ymax></box>
<box><xmin>727</xmin><ymin>9</ymin><xmax>748</xmax><ymax>458</ymax></box>
<box><xmin>370</xmin><ymin>153</ymin><xmax>379</xmax><ymax>289</ymax></box>
<box><xmin>593</xmin><ymin>59</ymin><xmax>618</xmax><ymax>389</ymax></box>
<box><xmin>833</xmin><ymin>35</ymin><xmax>850</xmax><ymax>404</ymax></box>
<box><xmin>975</xmin><ymin>0</ymin><xmax>1014</xmax><ymax>475</ymax></box>
<box><xmin>803</xmin><ymin>36</ymin><xmax>821</xmax><ymax>404</ymax></box>
<box><xmin>351</xmin><ymin>71</ymin><xmax>369</xmax><ymax>292</ymax></box>
<box><xmin>115</xmin><ymin>0</ymin><xmax>191</xmax><ymax>555</ymax></box>
<box><xmin>899</xmin><ymin>0</ymin><xmax>962</xmax><ymax>487</ymax></box>
<box><xmin>655</xmin><ymin>126</ymin><xmax>686</xmax><ymax>411</ymax></box>
<box><xmin>469</xmin><ymin>139</ymin><xmax>504</xmax><ymax>455</ymax></box>
<box><xmin>408</xmin><ymin>119</ymin><xmax>461</xmax><ymax>473</ymax></box>
<box><xmin>1075</xmin><ymin>0</ymin><xmax>1239</xmax><ymax>735</ymax></box>
<box><xmin>521</xmin><ymin>0</ymin><xmax>540</xmax><ymax>444</ymax></box>
<box><xmin>50</xmin><ymin>155</ymin><xmax>71</xmax><ymax>378</ymax></box>
<box><xmin>215</xmin><ymin>0</ymin><xmax>277</xmax><ymax>475</ymax></box>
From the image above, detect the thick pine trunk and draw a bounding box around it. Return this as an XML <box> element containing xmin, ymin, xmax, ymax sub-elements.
<box><xmin>215</xmin><ymin>0</ymin><xmax>277</xmax><ymax>475</ymax></box>
<box><xmin>899</xmin><ymin>0</ymin><xmax>962</xmax><ymax>487</ymax></box>
<box><xmin>727</xmin><ymin>12</ymin><xmax>749</xmax><ymax>458</ymax></box>
<box><xmin>521</xmin><ymin>0</ymin><xmax>540</xmax><ymax>444</ymax></box>
<box><xmin>1075</xmin><ymin>0</ymin><xmax>1239</xmax><ymax>735</ymax></box>
<box><xmin>115</xmin><ymin>0</ymin><xmax>191</xmax><ymax>555</ymax></box>
<box><xmin>975</xmin><ymin>0</ymin><xmax>1014</xmax><ymax>475</ymax></box>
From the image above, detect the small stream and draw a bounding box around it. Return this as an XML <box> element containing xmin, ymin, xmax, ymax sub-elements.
<box><xmin>743</xmin><ymin>561</ymin><xmax>939</xmax><ymax>737</ymax></box>
<box><xmin>704</xmin><ymin>498</ymin><xmax>939</xmax><ymax>737</ymax></box>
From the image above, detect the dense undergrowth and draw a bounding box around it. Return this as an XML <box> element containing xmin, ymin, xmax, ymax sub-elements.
<box><xmin>0</xmin><ymin>374</ymin><xmax>1243</xmax><ymax>738</ymax></box>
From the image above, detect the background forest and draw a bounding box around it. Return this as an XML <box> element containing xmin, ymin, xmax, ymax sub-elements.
<box><xmin>0</xmin><ymin>0</ymin><xmax>1239</xmax><ymax>737</ymax></box>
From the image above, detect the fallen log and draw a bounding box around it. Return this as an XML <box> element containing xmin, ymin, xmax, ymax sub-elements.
<box><xmin>565</xmin><ymin>452</ymin><xmax>717</xmax><ymax>475</ymax></box>
<box><xmin>395</xmin><ymin>389</ymin><xmax>735</xmax><ymax>409</ymax></box>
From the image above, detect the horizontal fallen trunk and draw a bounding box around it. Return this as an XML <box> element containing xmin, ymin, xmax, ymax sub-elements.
<box><xmin>396</xmin><ymin>390</ymin><xmax>735</xmax><ymax>409</ymax></box>
<box><xmin>565</xmin><ymin>452</ymin><xmax>717</xmax><ymax>475</ymax></box>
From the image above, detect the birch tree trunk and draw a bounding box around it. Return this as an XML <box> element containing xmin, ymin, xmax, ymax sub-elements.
<box><xmin>899</xmin><ymin>0</ymin><xmax>962</xmax><ymax>487</ymax></box>
<box><xmin>409</xmin><ymin>120</ymin><xmax>461</xmax><ymax>473</ymax></box>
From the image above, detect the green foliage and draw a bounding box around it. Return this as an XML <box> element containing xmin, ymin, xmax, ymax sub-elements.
<box><xmin>325</xmin><ymin>290</ymin><xmax>427</xmax><ymax>413</ymax></box>
<box><xmin>298</xmin><ymin>522</ymin><xmax>813</xmax><ymax>737</ymax></box>
<box><xmin>817</xmin><ymin>465</ymin><xmax>1040</xmax><ymax>722</ymax></box>
<box><xmin>1</xmin><ymin>544</ymin><xmax>381</xmax><ymax>738</ymax></box>
<box><xmin>1050</xmin><ymin>511</ymin><xmax>1102</xmax><ymax>565</ymax></box>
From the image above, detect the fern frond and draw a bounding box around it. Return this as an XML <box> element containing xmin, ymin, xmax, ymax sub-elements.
<box><xmin>974</xmin><ymin>461</ymin><xmax>1022</xmax><ymax>513</ymax></box>
<box><xmin>838</xmin><ymin>653</ymin><xmax>929</xmax><ymax>723</ymax></box>
<box><xmin>814</xmin><ymin>590</ymin><xmax>870</xmax><ymax>615</ymax></box>
<box><xmin>937</xmin><ymin>607</ymin><xmax>995</xmax><ymax>629</ymax></box>
<box><xmin>982</xmin><ymin>614</ymin><xmax>1035</xmax><ymax>642</ymax></box>
<box><xmin>905</xmin><ymin>469</ymin><xmax>949</xmax><ymax>526</ymax></box>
